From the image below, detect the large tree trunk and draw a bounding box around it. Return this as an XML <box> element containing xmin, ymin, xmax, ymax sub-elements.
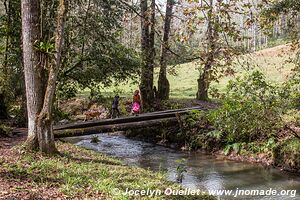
<box><xmin>196</xmin><ymin>61</ymin><xmax>212</xmax><ymax>101</ymax></box>
<box><xmin>22</xmin><ymin>0</ymin><xmax>68</xmax><ymax>153</ymax></box>
<box><xmin>139</xmin><ymin>0</ymin><xmax>155</xmax><ymax>111</ymax></box>
<box><xmin>21</xmin><ymin>0</ymin><xmax>43</xmax><ymax>149</ymax></box>
<box><xmin>158</xmin><ymin>0</ymin><xmax>174</xmax><ymax>100</ymax></box>
<box><xmin>36</xmin><ymin>0</ymin><xmax>68</xmax><ymax>154</ymax></box>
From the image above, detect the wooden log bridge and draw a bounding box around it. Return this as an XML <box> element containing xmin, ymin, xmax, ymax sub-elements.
<box><xmin>54</xmin><ymin>106</ymin><xmax>206</xmax><ymax>138</ymax></box>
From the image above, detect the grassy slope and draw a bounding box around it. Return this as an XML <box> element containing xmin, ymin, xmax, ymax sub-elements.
<box><xmin>89</xmin><ymin>44</ymin><xmax>294</xmax><ymax>99</ymax></box>
<box><xmin>0</xmin><ymin>141</ymin><xmax>213</xmax><ymax>200</ymax></box>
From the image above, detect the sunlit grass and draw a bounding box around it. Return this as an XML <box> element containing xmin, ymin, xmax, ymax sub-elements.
<box><xmin>79</xmin><ymin>45</ymin><xmax>295</xmax><ymax>99</ymax></box>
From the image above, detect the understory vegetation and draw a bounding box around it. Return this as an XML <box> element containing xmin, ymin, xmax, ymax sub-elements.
<box><xmin>178</xmin><ymin>71</ymin><xmax>300</xmax><ymax>171</ymax></box>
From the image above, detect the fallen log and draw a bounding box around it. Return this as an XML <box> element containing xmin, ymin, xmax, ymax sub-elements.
<box><xmin>54</xmin><ymin>107</ymin><xmax>203</xmax><ymax>131</ymax></box>
<box><xmin>54</xmin><ymin>117</ymin><xmax>179</xmax><ymax>138</ymax></box>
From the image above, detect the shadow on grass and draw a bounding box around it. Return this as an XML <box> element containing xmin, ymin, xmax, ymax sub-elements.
<box><xmin>0</xmin><ymin>168</ymin><xmax>63</xmax><ymax>185</ymax></box>
<box><xmin>58</xmin><ymin>151</ymin><xmax>122</xmax><ymax>166</ymax></box>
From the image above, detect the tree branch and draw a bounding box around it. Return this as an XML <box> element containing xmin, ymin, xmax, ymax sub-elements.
<box><xmin>285</xmin><ymin>124</ymin><xmax>300</xmax><ymax>139</ymax></box>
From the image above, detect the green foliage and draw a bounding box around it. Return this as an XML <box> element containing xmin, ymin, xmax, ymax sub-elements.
<box><xmin>264</xmin><ymin>137</ymin><xmax>277</xmax><ymax>152</ymax></box>
<box><xmin>281</xmin><ymin>74</ymin><xmax>300</xmax><ymax>109</ymax></box>
<box><xmin>90</xmin><ymin>135</ymin><xmax>100</xmax><ymax>143</ymax></box>
<box><xmin>208</xmin><ymin>71</ymin><xmax>285</xmax><ymax>144</ymax></box>
<box><xmin>0</xmin><ymin>123</ymin><xmax>12</xmax><ymax>136</ymax></box>
<box><xmin>177</xmin><ymin>110</ymin><xmax>216</xmax><ymax>150</ymax></box>
<box><xmin>184</xmin><ymin>110</ymin><xmax>206</xmax><ymax>127</ymax></box>
<box><xmin>240</xmin><ymin>139</ymin><xmax>277</xmax><ymax>155</ymax></box>
<box><xmin>59</xmin><ymin>1</ymin><xmax>141</xmax><ymax>98</ymax></box>
<box><xmin>0</xmin><ymin>0</ymin><xmax>24</xmax><ymax>121</ymax></box>
<box><xmin>223</xmin><ymin>144</ymin><xmax>232</xmax><ymax>156</ymax></box>
<box><xmin>206</xmin><ymin>130</ymin><xmax>223</xmax><ymax>141</ymax></box>
<box><xmin>34</xmin><ymin>41</ymin><xmax>55</xmax><ymax>54</ymax></box>
<box><xmin>223</xmin><ymin>143</ymin><xmax>245</xmax><ymax>155</ymax></box>
<box><xmin>274</xmin><ymin>138</ymin><xmax>300</xmax><ymax>170</ymax></box>
<box><xmin>56</xmin><ymin>80</ymin><xmax>78</xmax><ymax>100</ymax></box>
<box><xmin>53</xmin><ymin>107</ymin><xmax>70</xmax><ymax>122</ymax></box>
<box><xmin>175</xmin><ymin>159</ymin><xmax>187</xmax><ymax>183</ymax></box>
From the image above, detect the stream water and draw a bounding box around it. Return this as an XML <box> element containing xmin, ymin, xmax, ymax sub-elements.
<box><xmin>63</xmin><ymin>133</ymin><xmax>300</xmax><ymax>200</ymax></box>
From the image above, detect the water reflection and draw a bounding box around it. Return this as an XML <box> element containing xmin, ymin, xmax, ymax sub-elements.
<box><xmin>63</xmin><ymin>133</ymin><xmax>300</xmax><ymax>200</ymax></box>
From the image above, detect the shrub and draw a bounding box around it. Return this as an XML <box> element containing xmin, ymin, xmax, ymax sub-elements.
<box><xmin>208</xmin><ymin>71</ymin><xmax>285</xmax><ymax>144</ymax></box>
<box><xmin>91</xmin><ymin>135</ymin><xmax>100</xmax><ymax>143</ymax></box>
<box><xmin>280</xmin><ymin>74</ymin><xmax>300</xmax><ymax>109</ymax></box>
<box><xmin>177</xmin><ymin>110</ymin><xmax>216</xmax><ymax>150</ymax></box>
<box><xmin>273</xmin><ymin>138</ymin><xmax>300</xmax><ymax>171</ymax></box>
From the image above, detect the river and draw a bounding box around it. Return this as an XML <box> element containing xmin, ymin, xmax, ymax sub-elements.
<box><xmin>63</xmin><ymin>133</ymin><xmax>300</xmax><ymax>200</ymax></box>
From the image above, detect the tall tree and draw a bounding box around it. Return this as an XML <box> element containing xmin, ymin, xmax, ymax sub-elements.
<box><xmin>139</xmin><ymin>0</ymin><xmax>155</xmax><ymax>110</ymax></box>
<box><xmin>21</xmin><ymin>0</ymin><xmax>44</xmax><ymax>149</ymax></box>
<box><xmin>157</xmin><ymin>0</ymin><xmax>174</xmax><ymax>100</ymax></box>
<box><xmin>22</xmin><ymin>0</ymin><xmax>68</xmax><ymax>153</ymax></box>
<box><xmin>179</xmin><ymin>0</ymin><xmax>243</xmax><ymax>101</ymax></box>
<box><xmin>196</xmin><ymin>0</ymin><xmax>217</xmax><ymax>101</ymax></box>
<box><xmin>36</xmin><ymin>0</ymin><xmax>68</xmax><ymax>153</ymax></box>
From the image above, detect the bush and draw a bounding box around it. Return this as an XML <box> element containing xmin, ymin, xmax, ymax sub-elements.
<box><xmin>274</xmin><ymin>138</ymin><xmax>300</xmax><ymax>171</ymax></box>
<box><xmin>0</xmin><ymin>123</ymin><xmax>13</xmax><ymax>136</ymax></box>
<box><xmin>177</xmin><ymin>110</ymin><xmax>216</xmax><ymax>150</ymax></box>
<box><xmin>208</xmin><ymin>71</ymin><xmax>285</xmax><ymax>144</ymax></box>
<box><xmin>281</xmin><ymin>74</ymin><xmax>300</xmax><ymax>109</ymax></box>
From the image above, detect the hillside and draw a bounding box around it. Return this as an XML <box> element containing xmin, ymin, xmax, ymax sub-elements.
<box><xmin>88</xmin><ymin>44</ymin><xmax>295</xmax><ymax>99</ymax></box>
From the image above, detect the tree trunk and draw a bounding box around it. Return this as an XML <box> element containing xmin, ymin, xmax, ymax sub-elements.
<box><xmin>0</xmin><ymin>93</ymin><xmax>8</xmax><ymax>120</ymax></box>
<box><xmin>54</xmin><ymin>106</ymin><xmax>205</xmax><ymax>131</ymax></box>
<box><xmin>22</xmin><ymin>0</ymin><xmax>68</xmax><ymax>153</ymax></box>
<box><xmin>36</xmin><ymin>0</ymin><xmax>68</xmax><ymax>154</ymax></box>
<box><xmin>253</xmin><ymin>23</ymin><xmax>256</xmax><ymax>51</ymax></box>
<box><xmin>21</xmin><ymin>0</ymin><xmax>43</xmax><ymax>150</ymax></box>
<box><xmin>3</xmin><ymin>0</ymin><xmax>10</xmax><ymax>77</ymax></box>
<box><xmin>197</xmin><ymin>60</ymin><xmax>212</xmax><ymax>101</ymax></box>
<box><xmin>139</xmin><ymin>0</ymin><xmax>155</xmax><ymax>110</ymax></box>
<box><xmin>55</xmin><ymin>117</ymin><xmax>179</xmax><ymax>138</ymax></box>
<box><xmin>158</xmin><ymin>0</ymin><xmax>174</xmax><ymax>100</ymax></box>
<box><xmin>196</xmin><ymin>0</ymin><xmax>214</xmax><ymax>101</ymax></box>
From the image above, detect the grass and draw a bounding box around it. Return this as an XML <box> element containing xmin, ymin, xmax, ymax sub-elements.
<box><xmin>0</xmin><ymin>141</ymin><xmax>213</xmax><ymax>199</ymax></box>
<box><xmin>81</xmin><ymin>44</ymin><xmax>295</xmax><ymax>99</ymax></box>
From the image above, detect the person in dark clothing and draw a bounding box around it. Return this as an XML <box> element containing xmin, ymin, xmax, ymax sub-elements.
<box><xmin>111</xmin><ymin>95</ymin><xmax>120</xmax><ymax>118</ymax></box>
